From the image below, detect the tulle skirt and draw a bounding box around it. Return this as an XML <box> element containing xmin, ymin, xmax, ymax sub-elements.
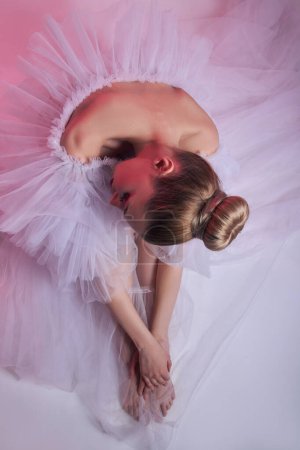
<box><xmin>0</xmin><ymin>0</ymin><xmax>299</xmax><ymax>449</ymax></box>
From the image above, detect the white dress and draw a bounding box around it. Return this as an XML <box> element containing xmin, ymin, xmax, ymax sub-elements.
<box><xmin>0</xmin><ymin>1</ymin><xmax>299</xmax><ymax>449</ymax></box>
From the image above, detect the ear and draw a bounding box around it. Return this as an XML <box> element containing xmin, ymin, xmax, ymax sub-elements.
<box><xmin>153</xmin><ymin>157</ymin><xmax>175</xmax><ymax>175</ymax></box>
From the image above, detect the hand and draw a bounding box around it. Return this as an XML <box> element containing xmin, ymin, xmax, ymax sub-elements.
<box><xmin>138</xmin><ymin>337</ymin><xmax>170</xmax><ymax>395</ymax></box>
<box><xmin>152</xmin><ymin>334</ymin><xmax>172</xmax><ymax>372</ymax></box>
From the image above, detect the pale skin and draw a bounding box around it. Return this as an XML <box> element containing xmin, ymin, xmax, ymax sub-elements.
<box><xmin>60</xmin><ymin>81</ymin><xmax>219</xmax><ymax>418</ymax></box>
<box><xmin>135</xmin><ymin>236</ymin><xmax>182</xmax><ymax>415</ymax></box>
<box><xmin>61</xmin><ymin>81</ymin><xmax>219</xmax><ymax>161</ymax></box>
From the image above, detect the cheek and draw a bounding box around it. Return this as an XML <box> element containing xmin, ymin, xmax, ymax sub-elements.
<box><xmin>114</xmin><ymin>160</ymin><xmax>142</xmax><ymax>187</ymax></box>
<box><xmin>113</xmin><ymin>161</ymin><xmax>132</xmax><ymax>186</ymax></box>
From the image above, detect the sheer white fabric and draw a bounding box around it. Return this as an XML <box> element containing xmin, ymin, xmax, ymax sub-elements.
<box><xmin>0</xmin><ymin>0</ymin><xmax>299</xmax><ymax>449</ymax></box>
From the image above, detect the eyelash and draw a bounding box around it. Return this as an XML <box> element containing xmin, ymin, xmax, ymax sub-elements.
<box><xmin>119</xmin><ymin>192</ymin><xmax>130</xmax><ymax>204</ymax></box>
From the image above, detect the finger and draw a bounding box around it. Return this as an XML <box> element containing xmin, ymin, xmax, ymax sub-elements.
<box><xmin>161</xmin><ymin>404</ymin><xmax>167</xmax><ymax>417</ymax></box>
<box><xmin>161</xmin><ymin>373</ymin><xmax>170</xmax><ymax>382</ymax></box>
<box><xmin>151</xmin><ymin>378</ymin><xmax>159</xmax><ymax>387</ymax></box>
<box><xmin>167</xmin><ymin>359</ymin><xmax>172</xmax><ymax>372</ymax></box>
<box><xmin>138</xmin><ymin>379</ymin><xmax>145</xmax><ymax>396</ymax></box>
<box><xmin>157</xmin><ymin>376</ymin><xmax>167</xmax><ymax>385</ymax></box>
<box><xmin>143</xmin><ymin>387</ymin><xmax>151</xmax><ymax>401</ymax></box>
<box><xmin>143</xmin><ymin>376</ymin><xmax>155</xmax><ymax>391</ymax></box>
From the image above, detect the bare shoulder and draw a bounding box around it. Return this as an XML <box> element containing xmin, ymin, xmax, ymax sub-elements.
<box><xmin>176</xmin><ymin>90</ymin><xmax>219</xmax><ymax>155</ymax></box>
<box><xmin>179</xmin><ymin>127</ymin><xmax>219</xmax><ymax>155</ymax></box>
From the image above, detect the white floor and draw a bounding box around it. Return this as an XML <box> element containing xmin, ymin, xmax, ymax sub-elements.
<box><xmin>1</xmin><ymin>230</ymin><xmax>299</xmax><ymax>450</ymax></box>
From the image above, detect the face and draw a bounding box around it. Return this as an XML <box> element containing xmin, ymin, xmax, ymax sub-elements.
<box><xmin>109</xmin><ymin>143</ymin><xmax>177</xmax><ymax>235</ymax></box>
<box><xmin>110</xmin><ymin>158</ymin><xmax>155</xmax><ymax>235</ymax></box>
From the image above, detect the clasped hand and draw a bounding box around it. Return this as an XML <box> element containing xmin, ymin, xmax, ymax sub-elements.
<box><xmin>137</xmin><ymin>337</ymin><xmax>171</xmax><ymax>395</ymax></box>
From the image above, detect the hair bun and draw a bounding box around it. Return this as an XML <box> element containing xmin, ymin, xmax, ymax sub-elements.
<box><xmin>196</xmin><ymin>194</ymin><xmax>249</xmax><ymax>251</ymax></box>
<box><xmin>198</xmin><ymin>190</ymin><xmax>227</xmax><ymax>240</ymax></box>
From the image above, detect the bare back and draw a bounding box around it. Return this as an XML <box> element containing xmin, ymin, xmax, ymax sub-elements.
<box><xmin>60</xmin><ymin>82</ymin><xmax>219</xmax><ymax>162</ymax></box>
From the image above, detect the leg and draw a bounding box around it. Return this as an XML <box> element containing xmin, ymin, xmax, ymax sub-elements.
<box><xmin>119</xmin><ymin>332</ymin><xmax>150</xmax><ymax>422</ymax></box>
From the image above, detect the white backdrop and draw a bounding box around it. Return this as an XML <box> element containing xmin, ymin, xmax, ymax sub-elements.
<box><xmin>1</xmin><ymin>230</ymin><xmax>299</xmax><ymax>449</ymax></box>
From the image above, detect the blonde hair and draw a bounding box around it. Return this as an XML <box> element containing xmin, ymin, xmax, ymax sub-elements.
<box><xmin>143</xmin><ymin>149</ymin><xmax>249</xmax><ymax>251</ymax></box>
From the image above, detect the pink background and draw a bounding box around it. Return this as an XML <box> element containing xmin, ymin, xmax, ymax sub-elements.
<box><xmin>0</xmin><ymin>0</ymin><xmax>237</xmax><ymax>85</ymax></box>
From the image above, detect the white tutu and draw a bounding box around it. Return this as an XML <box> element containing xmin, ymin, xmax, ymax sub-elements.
<box><xmin>0</xmin><ymin>0</ymin><xmax>300</xmax><ymax>449</ymax></box>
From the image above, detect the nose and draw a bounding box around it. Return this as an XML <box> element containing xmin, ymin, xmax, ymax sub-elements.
<box><xmin>110</xmin><ymin>191</ymin><xmax>120</xmax><ymax>207</ymax></box>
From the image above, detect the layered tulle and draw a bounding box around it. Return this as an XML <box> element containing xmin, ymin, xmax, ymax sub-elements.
<box><xmin>0</xmin><ymin>149</ymin><xmax>137</xmax><ymax>302</ymax></box>
<box><xmin>0</xmin><ymin>0</ymin><xmax>300</xmax><ymax>449</ymax></box>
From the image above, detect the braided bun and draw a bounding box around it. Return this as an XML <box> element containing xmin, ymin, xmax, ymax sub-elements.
<box><xmin>194</xmin><ymin>194</ymin><xmax>249</xmax><ymax>251</ymax></box>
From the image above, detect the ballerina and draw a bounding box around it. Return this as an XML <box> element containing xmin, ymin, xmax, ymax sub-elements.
<box><xmin>59</xmin><ymin>80</ymin><xmax>248</xmax><ymax>417</ymax></box>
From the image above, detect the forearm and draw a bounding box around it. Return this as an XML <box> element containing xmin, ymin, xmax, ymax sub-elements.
<box><xmin>108</xmin><ymin>287</ymin><xmax>154</xmax><ymax>351</ymax></box>
<box><xmin>150</xmin><ymin>263</ymin><xmax>183</xmax><ymax>339</ymax></box>
<box><xmin>108</xmin><ymin>287</ymin><xmax>171</xmax><ymax>388</ymax></box>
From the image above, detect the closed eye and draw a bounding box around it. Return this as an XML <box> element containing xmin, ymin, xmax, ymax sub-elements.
<box><xmin>119</xmin><ymin>192</ymin><xmax>131</xmax><ymax>214</ymax></box>
<box><xmin>119</xmin><ymin>192</ymin><xmax>130</xmax><ymax>204</ymax></box>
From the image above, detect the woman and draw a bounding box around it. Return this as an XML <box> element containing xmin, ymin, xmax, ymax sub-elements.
<box><xmin>0</xmin><ymin>1</ymin><xmax>299</xmax><ymax>449</ymax></box>
<box><xmin>59</xmin><ymin>80</ymin><xmax>248</xmax><ymax>407</ymax></box>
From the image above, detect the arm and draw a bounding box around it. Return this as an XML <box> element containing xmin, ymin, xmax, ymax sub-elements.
<box><xmin>108</xmin><ymin>287</ymin><xmax>153</xmax><ymax>352</ymax></box>
<box><xmin>150</xmin><ymin>262</ymin><xmax>183</xmax><ymax>342</ymax></box>
<box><xmin>107</xmin><ymin>287</ymin><xmax>170</xmax><ymax>388</ymax></box>
<box><xmin>135</xmin><ymin>236</ymin><xmax>183</xmax><ymax>355</ymax></box>
<box><xmin>135</xmin><ymin>259</ymin><xmax>183</xmax><ymax>395</ymax></box>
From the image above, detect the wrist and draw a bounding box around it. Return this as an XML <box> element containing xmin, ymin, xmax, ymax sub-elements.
<box><xmin>150</xmin><ymin>328</ymin><xmax>168</xmax><ymax>343</ymax></box>
<box><xmin>135</xmin><ymin>329</ymin><xmax>156</xmax><ymax>352</ymax></box>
